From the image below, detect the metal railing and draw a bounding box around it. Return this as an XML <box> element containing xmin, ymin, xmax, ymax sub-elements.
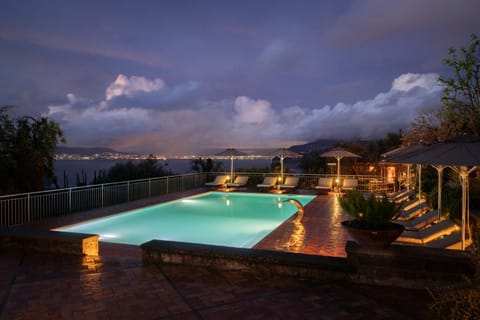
<box><xmin>1</xmin><ymin>173</ymin><xmax>207</xmax><ymax>227</ymax></box>
<box><xmin>1</xmin><ymin>172</ymin><xmax>391</xmax><ymax>227</ymax></box>
<box><xmin>226</xmin><ymin>172</ymin><xmax>391</xmax><ymax>193</ymax></box>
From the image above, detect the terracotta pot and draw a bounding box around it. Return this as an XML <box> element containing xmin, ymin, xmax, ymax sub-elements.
<box><xmin>341</xmin><ymin>220</ymin><xmax>405</xmax><ymax>248</ymax></box>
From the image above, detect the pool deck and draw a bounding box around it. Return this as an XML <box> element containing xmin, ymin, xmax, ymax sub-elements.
<box><xmin>254</xmin><ymin>191</ymin><xmax>352</xmax><ymax>257</ymax></box>
<box><xmin>0</xmin><ymin>189</ymin><xmax>433</xmax><ymax>319</ymax></box>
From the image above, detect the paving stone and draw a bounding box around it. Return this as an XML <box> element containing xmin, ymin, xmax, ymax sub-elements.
<box><xmin>0</xmin><ymin>192</ymin><xmax>433</xmax><ymax>319</ymax></box>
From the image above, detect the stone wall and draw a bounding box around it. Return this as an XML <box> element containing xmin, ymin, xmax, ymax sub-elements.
<box><xmin>345</xmin><ymin>241</ymin><xmax>476</xmax><ymax>288</ymax></box>
<box><xmin>142</xmin><ymin>239</ymin><xmax>476</xmax><ymax>289</ymax></box>
<box><xmin>142</xmin><ymin>240</ymin><xmax>353</xmax><ymax>281</ymax></box>
<box><xmin>0</xmin><ymin>227</ymin><xmax>99</xmax><ymax>256</ymax></box>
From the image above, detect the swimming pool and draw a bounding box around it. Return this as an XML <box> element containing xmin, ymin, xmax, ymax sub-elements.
<box><xmin>56</xmin><ymin>192</ymin><xmax>316</xmax><ymax>248</ymax></box>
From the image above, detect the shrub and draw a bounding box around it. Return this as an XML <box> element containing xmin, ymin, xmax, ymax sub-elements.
<box><xmin>429</xmin><ymin>232</ymin><xmax>480</xmax><ymax>320</ymax></box>
<box><xmin>338</xmin><ymin>189</ymin><xmax>402</xmax><ymax>228</ymax></box>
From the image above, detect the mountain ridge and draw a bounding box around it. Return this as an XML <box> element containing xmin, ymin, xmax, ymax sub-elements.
<box><xmin>56</xmin><ymin>146</ymin><xmax>130</xmax><ymax>155</ymax></box>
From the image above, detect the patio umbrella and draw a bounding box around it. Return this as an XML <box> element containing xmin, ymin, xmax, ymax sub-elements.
<box><xmin>214</xmin><ymin>148</ymin><xmax>247</xmax><ymax>182</ymax></box>
<box><xmin>390</xmin><ymin>138</ymin><xmax>480</xmax><ymax>167</ymax></box>
<box><xmin>265</xmin><ymin>148</ymin><xmax>303</xmax><ymax>181</ymax></box>
<box><xmin>383</xmin><ymin>136</ymin><xmax>480</xmax><ymax>250</ymax></box>
<box><xmin>321</xmin><ymin>148</ymin><xmax>361</xmax><ymax>182</ymax></box>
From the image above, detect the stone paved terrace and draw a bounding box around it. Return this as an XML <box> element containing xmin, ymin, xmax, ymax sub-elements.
<box><xmin>0</xmin><ymin>189</ymin><xmax>435</xmax><ymax>319</ymax></box>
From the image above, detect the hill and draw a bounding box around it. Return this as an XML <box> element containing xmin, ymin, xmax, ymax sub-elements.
<box><xmin>289</xmin><ymin>139</ymin><xmax>337</xmax><ymax>153</ymax></box>
<box><xmin>290</xmin><ymin>139</ymin><xmax>371</xmax><ymax>154</ymax></box>
<box><xmin>55</xmin><ymin>146</ymin><xmax>130</xmax><ymax>155</ymax></box>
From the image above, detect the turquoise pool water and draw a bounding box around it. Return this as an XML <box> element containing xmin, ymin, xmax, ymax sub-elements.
<box><xmin>56</xmin><ymin>192</ymin><xmax>315</xmax><ymax>248</ymax></box>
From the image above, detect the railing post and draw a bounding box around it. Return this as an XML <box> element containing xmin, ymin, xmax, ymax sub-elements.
<box><xmin>101</xmin><ymin>184</ymin><xmax>104</xmax><ymax>207</ymax></box>
<box><xmin>127</xmin><ymin>181</ymin><xmax>130</xmax><ymax>202</ymax></box>
<box><xmin>149</xmin><ymin>178</ymin><xmax>151</xmax><ymax>198</ymax></box>
<box><xmin>69</xmin><ymin>188</ymin><xmax>72</xmax><ymax>213</ymax></box>
<box><xmin>27</xmin><ymin>193</ymin><xmax>31</xmax><ymax>224</ymax></box>
<box><xmin>166</xmin><ymin>177</ymin><xmax>169</xmax><ymax>194</ymax></box>
<box><xmin>182</xmin><ymin>175</ymin><xmax>184</xmax><ymax>192</ymax></box>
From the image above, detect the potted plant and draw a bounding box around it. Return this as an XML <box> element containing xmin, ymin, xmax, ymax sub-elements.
<box><xmin>339</xmin><ymin>189</ymin><xmax>405</xmax><ymax>248</ymax></box>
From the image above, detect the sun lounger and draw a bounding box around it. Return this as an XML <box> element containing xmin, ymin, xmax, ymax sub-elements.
<box><xmin>226</xmin><ymin>176</ymin><xmax>249</xmax><ymax>188</ymax></box>
<box><xmin>387</xmin><ymin>189</ymin><xmax>409</xmax><ymax>201</ymax></box>
<box><xmin>279</xmin><ymin>177</ymin><xmax>299</xmax><ymax>189</ymax></box>
<box><xmin>395</xmin><ymin>201</ymin><xmax>429</xmax><ymax>221</ymax></box>
<box><xmin>400</xmin><ymin>198</ymin><xmax>426</xmax><ymax>211</ymax></box>
<box><xmin>392</xmin><ymin>190</ymin><xmax>416</xmax><ymax>203</ymax></box>
<box><xmin>256</xmin><ymin>176</ymin><xmax>277</xmax><ymax>190</ymax></box>
<box><xmin>395</xmin><ymin>210</ymin><xmax>439</xmax><ymax>231</ymax></box>
<box><xmin>341</xmin><ymin>178</ymin><xmax>358</xmax><ymax>191</ymax></box>
<box><xmin>205</xmin><ymin>175</ymin><xmax>228</xmax><ymax>187</ymax></box>
<box><xmin>426</xmin><ymin>231</ymin><xmax>472</xmax><ymax>250</ymax></box>
<box><xmin>314</xmin><ymin>177</ymin><xmax>332</xmax><ymax>193</ymax></box>
<box><xmin>395</xmin><ymin>220</ymin><xmax>458</xmax><ymax>245</ymax></box>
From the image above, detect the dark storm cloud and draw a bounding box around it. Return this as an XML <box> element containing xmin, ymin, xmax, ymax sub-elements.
<box><xmin>46</xmin><ymin>73</ymin><xmax>442</xmax><ymax>154</ymax></box>
<box><xmin>326</xmin><ymin>0</ymin><xmax>479</xmax><ymax>47</ymax></box>
<box><xmin>1</xmin><ymin>0</ymin><xmax>479</xmax><ymax>153</ymax></box>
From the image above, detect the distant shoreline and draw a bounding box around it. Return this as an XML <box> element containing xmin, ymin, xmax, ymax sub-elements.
<box><xmin>54</xmin><ymin>154</ymin><xmax>272</xmax><ymax>161</ymax></box>
<box><xmin>52</xmin><ymin>158</ymin><xmax>275</xmax><ymax>188</ymax></box>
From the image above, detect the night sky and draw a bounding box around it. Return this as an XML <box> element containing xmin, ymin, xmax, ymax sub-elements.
<box><xmin>1</xmin><ymin>0</ymin><xmax>479</xmax><ymax>155</ymax></box>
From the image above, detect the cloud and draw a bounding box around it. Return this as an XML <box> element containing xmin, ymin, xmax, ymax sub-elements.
<box><xmin>254</xmin><ymin>40</ymin><xmax>301</xmax><ymax>78</ymax></box>
<box><xmin>294</xmin><ymin>73</ymin><xmax>442</xmax><ymax>141</ymax></box>
<box><xmin>327</xmin><ymin>0</ymin><xmax>479</xmax><ymax>47</ymax></box>
<box><xmin>0</xmin><ymin>23</ymin><xmax>168</xmax><ymax>68</ymax></box>
<box><xmin>105</xmin><ymin>74</ymin><xmax>165</xmax><ymax>101</ymax></box>
<box><xmin>233</xmin><ymin>96</ymin><xmax>274</xmax><ymax>125</ymax></box>
<box><xmin>104</xmin><ymin>74</ymin><xmax>200</xmax><ymax>110</ymax></box>
<box><xmin>256</xmin><ymin>40</ymin><xmax>293</xmax><ymax>69</ymax></box>
<box><xmin>392</xmin><ymin>73</ymin><xmax>440</xmax><ymax>92</ymax></box>
<box><xmin>47</xmin><ymin>73</ymin><xmax>443</xmax><ymax>155</ymax></box>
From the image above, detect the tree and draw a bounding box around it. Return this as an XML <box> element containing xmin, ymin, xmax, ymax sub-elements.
<box><xmin>339</xmin><ymin>132</ymin><xmax>403</xmax><ymax>161</ymax></box>
<box><xmin>0</xmin><ymin>106</ymin><xmax>65</xmax><ymax>194</ymax></box>
<box><xmin>92</xmin><ymin>155</ymin><xmax>171</xmax><ymax>184</ymax></box>
<box><xmin>298</xmin><ymin>150</ymin><xmax>327</xmax><ymax>174</ymax></box>
<box><xmin>438</xmin><ymin>33</ymin><xmax>480</xmax><ymax>138</ymax></box>
<box><xmin>407</xmin><ymin>33</ymin><xmax>480</xmax><ymax>143</ymax></box>
<box><xmin>190</xmin><ymin>158</ymin><xmax>223</xmax><ymax>173</ymax></box>
<box><xmin>384</xmin><ymin>131</ymin><xmax>403</xmax><ymax>149</ymax></box>
<box><xmin>298</xmin><ymin>132</ymin><xmax>403</xmax><ymax>174</ymax></box>
<box><xmin>405</xmin><ymin>35</ymin><xmax>480</xmax><ymax>216</ymax></box>
<box><xmin>405</xmin><ymin>111</ymin><xmax>442</xmax><ymax>143</ymax></box>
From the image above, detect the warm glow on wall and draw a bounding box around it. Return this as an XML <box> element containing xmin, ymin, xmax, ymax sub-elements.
<box><xmin>386</xmin><ymin>166</ymin><xmax>396</xmax><ymax>183</ymax></box>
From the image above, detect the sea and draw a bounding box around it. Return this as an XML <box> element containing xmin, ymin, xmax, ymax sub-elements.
<box><xmin>53</xmin><ymin>158</ymin><xmax>276</xmax><ymax>188</ymax></box>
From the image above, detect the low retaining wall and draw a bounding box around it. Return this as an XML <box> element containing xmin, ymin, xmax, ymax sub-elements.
<box><xmin>142</xmin><ymin>240</ymin><xmax>476</xmax><ymax>289</ymax></box>
<box><xmin>141</xmin><ymin>240</ymin><xmax>353</xmax><ymax>281</ymax></box>
<box><xmin>345</xmin><ymin>241</ymin><xmax>476</xmax><ymax>288</ymax></box>
<box><xmin>0</xmin><ymin>227</ymin><xmax>99</xmax><ymax>256</ymax></box>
